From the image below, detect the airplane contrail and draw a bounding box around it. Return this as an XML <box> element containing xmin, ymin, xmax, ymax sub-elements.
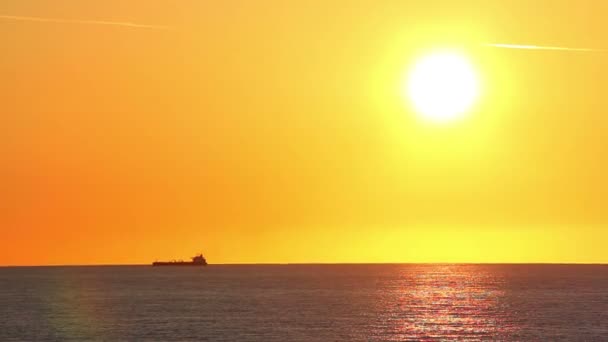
<box><xmin>485</xmin><ymin>43</ymin><xmax>603</xmax><ymax>52</ymax></box>
<box><xmin>0</xmin><ymin>14</ymin><xmax>171</xmax><ymax>30</ymax></box>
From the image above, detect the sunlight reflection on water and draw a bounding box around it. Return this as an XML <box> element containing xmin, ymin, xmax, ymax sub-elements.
<box><xmin>372</xmin><ymin>265</ymin><xmax>514</xmax><ymax>340</ymax></box>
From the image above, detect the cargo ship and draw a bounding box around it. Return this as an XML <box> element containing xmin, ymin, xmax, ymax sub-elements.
<box><xmin>152</xmin><ymin>253</ymin><xmax>208</xmax><ymax>266</ymax></box>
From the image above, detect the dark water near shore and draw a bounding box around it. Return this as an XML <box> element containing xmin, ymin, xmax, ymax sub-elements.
<box><xmin>1</xmin><ymin>264</ymin><xmax>608</xmax><ymax>341</ymax></box>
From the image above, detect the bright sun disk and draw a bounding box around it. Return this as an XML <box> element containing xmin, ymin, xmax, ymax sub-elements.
<box><xmin>406</xmin><ymin>52</ymin><xmax>480</xmax><ymax>123</ymax></box>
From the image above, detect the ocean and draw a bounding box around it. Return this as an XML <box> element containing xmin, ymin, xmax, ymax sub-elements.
<box><xmin>1</xmin><ymin>264</ymin><xmax>607</xmax><ymax>341</ymax></box>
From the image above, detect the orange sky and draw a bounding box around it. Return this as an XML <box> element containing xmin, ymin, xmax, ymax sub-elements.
<box><xmin>2</xmin><ymin>1</ymin><xmax>608</xmax><ymax>265</ymax></box>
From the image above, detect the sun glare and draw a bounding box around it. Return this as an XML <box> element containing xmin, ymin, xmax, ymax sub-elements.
<box><xmin>406</xmin><ymin>52</ymin><xmax>480</xmax><ymax>123</ymax></box>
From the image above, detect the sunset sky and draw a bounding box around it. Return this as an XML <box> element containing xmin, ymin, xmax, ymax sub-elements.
<box><xmin>2</xmin><ymin>1</ymin><xmax>608</xmax><ymax>265</ymax></box>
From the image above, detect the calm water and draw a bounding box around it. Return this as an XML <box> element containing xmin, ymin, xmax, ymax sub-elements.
<box><xmin>1</xmin><ymin>264</ymin><xmax>608</xmax><ymax>341</ymax></box>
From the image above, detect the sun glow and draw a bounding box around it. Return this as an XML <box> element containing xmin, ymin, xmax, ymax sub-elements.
<box><xmin>406</xmin><ymin>52</ymin><xmax>480</xmax><ymax>123</ymax></box>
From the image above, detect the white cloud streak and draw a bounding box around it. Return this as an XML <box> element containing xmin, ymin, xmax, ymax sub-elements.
<box><xmin>0</xmin><ymin>14</ymin><xmax>171</xmax><ymax>30</ymax></box>
<box><xmin>485</xmin><ymin>43</ymin><xmax>603</xmax><ymax>52</ymax></box>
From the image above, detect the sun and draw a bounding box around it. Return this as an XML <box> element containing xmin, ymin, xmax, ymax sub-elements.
<box><xmin>405</xmin><ymin>52</ymin><xmax>480</xmax><ymax>123</ymax></box>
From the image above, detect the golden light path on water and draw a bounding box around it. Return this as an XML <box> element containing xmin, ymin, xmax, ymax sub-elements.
<box><xmin>43</xmin><ymin>271</ymin><xmax>105</xmax><ymax>339</ymax></box>
<box><xmin>372</xmin><ymin>265</ymin><xmax>515</xmax><ymax>340</ymax></box>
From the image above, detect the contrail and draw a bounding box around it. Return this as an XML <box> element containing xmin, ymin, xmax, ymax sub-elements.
<box><xmin>0</xmin><ymin>14</ymin><xmax>171</xmax><ymax>30</ymax></box>
<box><xmin>485</xmin><ymin>43</ymin><xmax>603</xmax><ymax>52</ymax></box>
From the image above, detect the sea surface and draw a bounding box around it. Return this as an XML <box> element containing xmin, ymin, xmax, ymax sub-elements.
<box><xmin>1</xmin><ymin>264</ymin><xmax>608</xmax><ymax>341</ymax></box>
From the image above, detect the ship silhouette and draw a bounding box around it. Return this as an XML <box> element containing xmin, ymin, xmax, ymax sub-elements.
<box><xmin>152</xmin><ymin>253</ymin><xmax>208</xmax><ymax>266</ymax></box>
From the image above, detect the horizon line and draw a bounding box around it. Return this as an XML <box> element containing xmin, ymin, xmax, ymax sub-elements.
<box><xmin>3</xmin><ymin>262</ymin><xmax>608</xmax><ymax>268</ymax></box>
